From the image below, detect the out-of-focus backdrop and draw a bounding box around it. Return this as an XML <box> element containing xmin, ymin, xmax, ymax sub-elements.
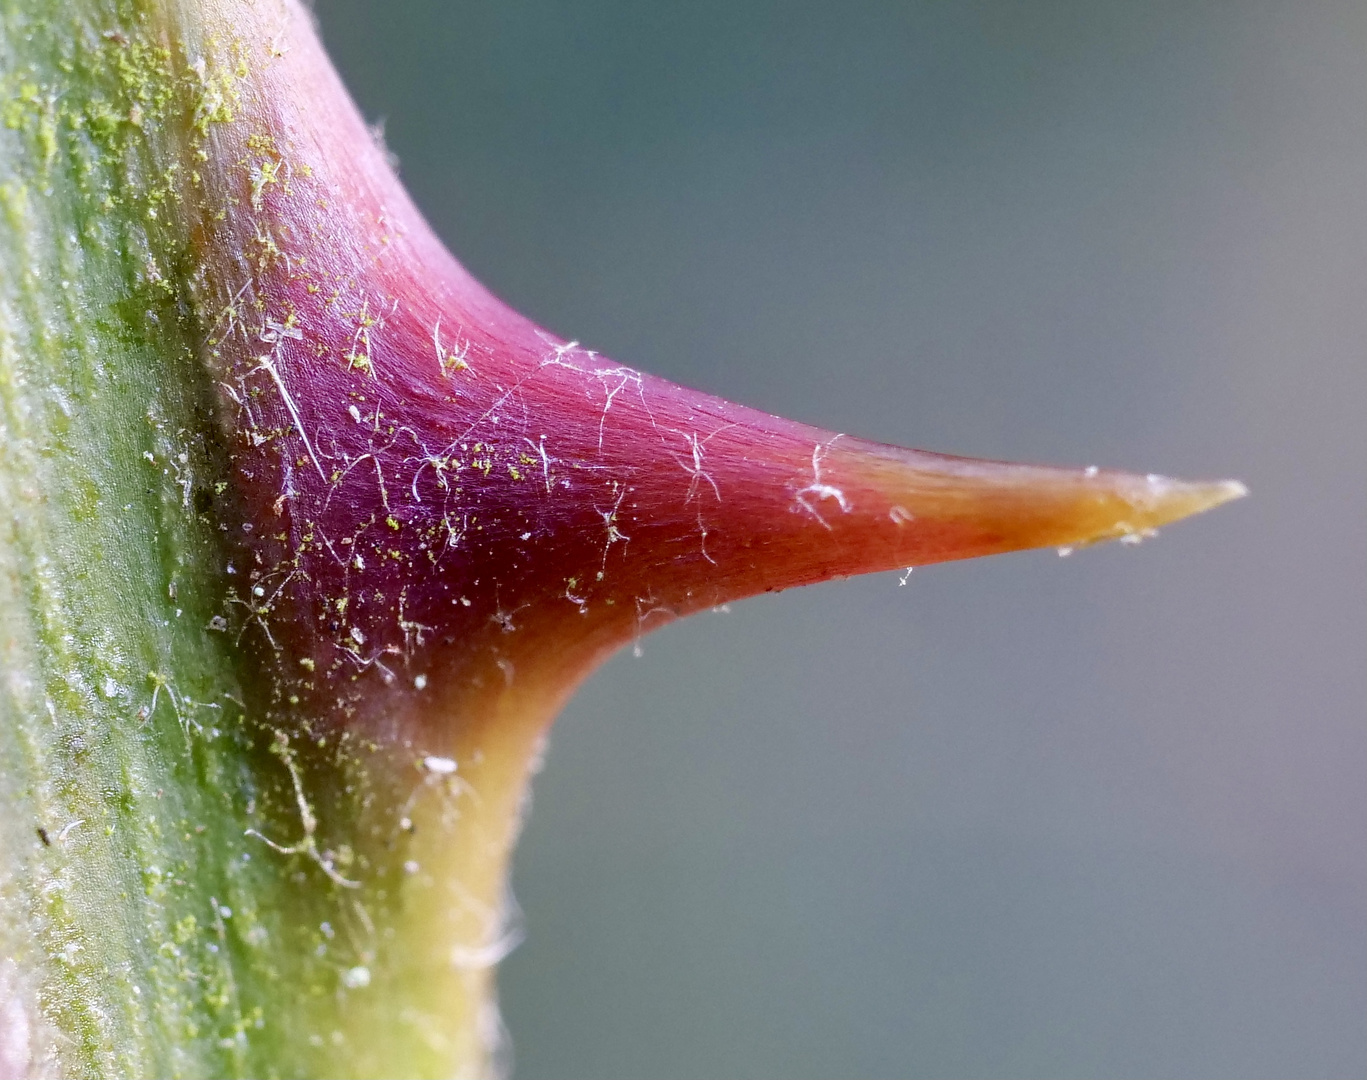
<box><xmin>311</xmin><ymin>2</ymin><xmax>1365</xmax><ymax>1076</ymax></box>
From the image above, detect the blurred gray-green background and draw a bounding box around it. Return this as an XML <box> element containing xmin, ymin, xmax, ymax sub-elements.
<box><xmin>311</xmin><ymin>2</ymin><xmax>1365</xmax><ymax>1076</ymax></box>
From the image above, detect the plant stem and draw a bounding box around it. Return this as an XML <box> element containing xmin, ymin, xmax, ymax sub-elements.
<box><xmin>0</xmin><ymin>3</ymin><xmax>510</xmax><ymax>1075</ymax></box>
<box><xmin>0</xmin><ymin>3</ymin><xmax>1245</xmax><ymax>1077</ymax></box>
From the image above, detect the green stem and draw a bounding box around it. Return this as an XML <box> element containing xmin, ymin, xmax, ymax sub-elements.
<box><xmin>0</xmin><ymin>4</ymin><xmax>488</xmax><ymax>1076</ymax></box>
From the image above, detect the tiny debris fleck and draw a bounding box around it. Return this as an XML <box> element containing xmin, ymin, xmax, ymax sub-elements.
<box><xmin>413</xmin><ymin>674</ymin><xmax>428</xmax><ymax>690</ymax></box>
<box><xmin>349</xmin><ymin>626</ymin><xmax>365</xmax><ymax>645</ymax></box>
<box><xmin>342</xmin><ymin>966</ymin><xmax>371</xmax><ymax>990</ymax></box>
<box><xmin>1085</xmin><ymin>465</ymin><xmax>1099</xmax><ymax>477</ymax></box>
<box><xmin>1057</xmin><ymin>546</ymin><xmax>1074</xmax><ymax>558</ymax></box>
<box><xmin>421</xmin><ymin>755</ymin><xmax>457</xmax><ymax>775</ymax></box>
<box><xmin>403</xmin><ymin>860</ymin><xmax>420</xmax><ymax>875</ymax></box>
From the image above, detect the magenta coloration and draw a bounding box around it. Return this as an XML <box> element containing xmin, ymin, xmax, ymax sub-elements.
<box><xmin>195</xmin><ymin>2</ymin><xmax>1242</xmax><ymax>749</ymax></box>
